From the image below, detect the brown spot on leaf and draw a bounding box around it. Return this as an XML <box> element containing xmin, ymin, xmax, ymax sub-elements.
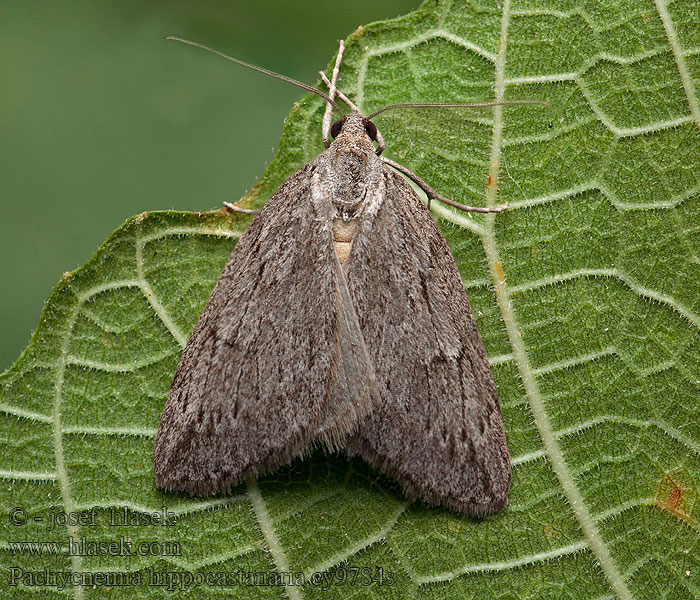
<box><xmin>542</xmin><ymin>524</ymin><xmax>562</xmax><ymax>540</ymax></box>
<box><xmin>494</xmin><ymin>260</ymin><xmax>505</xmax><ymax>284</ymax></box>
<box><xmin>655</xmin><ymin>471</ymin><xmax>696</xmax><ymax>525</ymax></box>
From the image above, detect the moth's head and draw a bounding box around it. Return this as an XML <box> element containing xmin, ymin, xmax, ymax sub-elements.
<box><xmin>330</xmin><ymin>112</ymin><xmax>382</xmax><ymax>154</ymax></box>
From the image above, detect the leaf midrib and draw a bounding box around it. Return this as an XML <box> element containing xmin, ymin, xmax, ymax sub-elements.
<box><xmin>475</xmin><ymin>0</ymin><xmax>632</xmax><ymax>598</ymax></box>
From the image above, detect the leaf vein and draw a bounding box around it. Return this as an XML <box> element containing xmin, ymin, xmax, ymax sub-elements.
<box><xmin>510</xmin><ymin>268</ymin><xmax>700</xmax><ymax>330</ymax></box>
<box><xmin>356</xmin><ymin>30</ymin><xmax>496</xmax><ymax>110</ymax></box>
<box><xmin>533</xmin><ymin>348</ymin><xmax>618</xmax><ymax>375</ymax></box>
<box><xmin>654</xmin><ymin>0</ymin><xmax>700</xmax><ymax>125</ymax></box>
<box><xmin>413</xmin><ymin>541</ymin><xmax>588</xmax><ymax>584</ymax></box>
<box><xmin>139</xmin><ymin>226</ymin><xmax>241</xmax><ymax>246</ymax></box>
<box><xmin>557</xmin><ymin>415</ymin><xmax>700</xmax><ymax>457</ymax></box>
<box><xmin>62</xmin><ymin>426</ymin><xmax>158</xmax><ymax>436</ymax></box>
<box><xmin>65</xmin><ymin>350</ymin><xmax>180</xmax><ymax>373</ymax></box>
<box><xmin>0</xmin><ymin>470</ymin><xmax>57</xmax><ymax>481</ymax></box>
<box><xmin>247</xmin><ymin>478</ymin><xmax>302</xmax><ymax>600</ymax></box>
<box><xmin>135</xmin><ymin>229</ymin><xmax>187</xmax><ymax>347</ymax></box>
<box><xmin>0</xmin><ymin>403</ymin><xmax>52</xmax><ymax>423</ymax></box>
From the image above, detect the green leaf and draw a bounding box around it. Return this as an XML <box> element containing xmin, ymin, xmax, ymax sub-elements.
<box><xmin>3</xmin><ymin>0</ymin><xmax>700</xmax><ymax>598</ymax></box>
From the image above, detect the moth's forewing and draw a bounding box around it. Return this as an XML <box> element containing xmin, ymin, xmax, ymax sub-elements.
<box><xmin>154</xmin><ymin>162</ymin><xmax>377</xmax><ymax>495</ymax></box>
<box><xmin>343</xmin><ymin>169</ymin><xmax>510</xmax><ymax>517</ymax></box>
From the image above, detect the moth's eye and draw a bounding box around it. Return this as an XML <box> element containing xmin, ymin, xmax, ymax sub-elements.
<box><xmin>364</xmin><ymin>120</ymin><xmax>378</xmax><ymax>141</ymax></box>
<box><xmin>330</xmin><ymin>118</ymin><xmax>344</xmax><ymax>139</ymax></box>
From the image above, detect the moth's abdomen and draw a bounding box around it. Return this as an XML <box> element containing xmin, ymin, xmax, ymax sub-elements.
<box><xmin>332</xmin><ymin>217</ymin><xmax>357</xmax><ymax>264</ymax></box>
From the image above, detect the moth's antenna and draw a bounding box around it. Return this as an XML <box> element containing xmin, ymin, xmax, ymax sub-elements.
<box><xmin>167</xmin><ymin>36</ymin><xmax>343</xmax><ymax>114</ymax></box>
<box><xmin>367</xmin><ymin>101</ymin><xmax>549</xmax><ymax>120</ymax></box>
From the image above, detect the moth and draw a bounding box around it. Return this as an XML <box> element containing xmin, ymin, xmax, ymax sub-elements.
<box><xmin>155</xmin><ymin>39</ymin><xmax>533</xmax><ymax>516</ymax></box>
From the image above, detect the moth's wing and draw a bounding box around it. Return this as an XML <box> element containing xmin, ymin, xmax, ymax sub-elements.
<box><xmin>154</xmin><ymin>163</ymin><xmax>378</xmax><ymax>496</ymax></box>
<box><xmin>343</xmin><ymin>168</ymin><xmax>510</xmax><ymax>517</ymax></box>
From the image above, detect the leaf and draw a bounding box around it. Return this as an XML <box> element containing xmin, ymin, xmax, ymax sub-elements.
<box><xmin>3</xmin><ymin>0</ymin><xmax>700</xmax><ymax>598</ymax></box>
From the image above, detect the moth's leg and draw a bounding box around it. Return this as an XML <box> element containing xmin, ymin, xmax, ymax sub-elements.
<box><xmin>381</xmin><ymin>157</ymin><xmax>509</xmax><ymax>214</ymax></box>
<box><xmin>222</xmin><ymin>201</ymin><xmax>260</xmax><ymax>215</ymax></box>
<box><xmin>319</xmin><ymin>71</ymin><xmax>359</xmax><ymax>113</ymax></box>
<box><xmin>321</xmin><ymin>40</ymin><xmax>346</xmax><ymax>148</ymax></box>
<box><xmin>374</xmin><ymin>129</ymin><xmax>385</xmax><ymax>156</ymax></box>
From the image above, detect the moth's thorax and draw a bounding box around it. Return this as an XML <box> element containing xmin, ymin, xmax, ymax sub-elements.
<box><xmin>325</xmin><ymin>114</ymin><xmax>381</xmax><ymax>264</ymax></box>
<box><xmin>327</xmin><ymin>134</ymin><xmax>376</xmax><ymax>210</ymax></box>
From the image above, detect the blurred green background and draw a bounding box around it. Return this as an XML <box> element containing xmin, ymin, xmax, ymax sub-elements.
<box><xmin>2</xmin><ymin>0</ymin><xmax>419</xmax><ymax>370</ymax></box>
